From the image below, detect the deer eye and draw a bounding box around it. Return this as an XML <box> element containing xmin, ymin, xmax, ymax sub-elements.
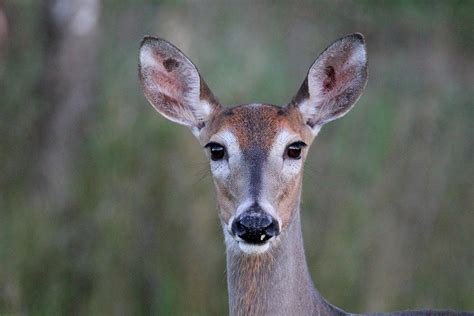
<box><xmin>205</xmin><ymin>142</ymin><xmax>226</xmax><ymax>161</ymax></box>
<box><xmin>286</xmin><ymin>141</ymin><xmax>306</xmax><ymax>160</ymax></box>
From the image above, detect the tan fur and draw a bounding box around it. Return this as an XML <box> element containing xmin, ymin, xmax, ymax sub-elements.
<box><xmin>275</xmin><ymin>173</ymin><xmax>302</xmax><ymax>228</ymax></box>
<box><xmin>215</xmin><ymin>179</ymin><xmax>236</xmax><ymax>224</ymax></box>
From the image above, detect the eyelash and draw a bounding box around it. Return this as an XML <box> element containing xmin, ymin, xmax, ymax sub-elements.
<box><xmin>286</xmin><ymin>141</ymin><xmax>307</xmax><ymax>160</ymax></box>
<box><xmin>205</xmin><ymin>142</ymin><xmax>226</xmax><ymax>161</ymax></box>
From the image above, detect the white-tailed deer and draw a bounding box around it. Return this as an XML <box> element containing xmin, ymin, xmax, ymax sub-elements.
<box><xmin>138</xmin><ymin>34</ymin><xmax>471</xmax><ymax>316</ymax></box>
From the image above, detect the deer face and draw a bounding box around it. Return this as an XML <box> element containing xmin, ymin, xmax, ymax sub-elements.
<box><xmin>139</xmin><ymin>34</ymin><xmax>367</xmax><ymax>254</ymax></box>
<box><xmin>199</xmin><ymin>104</ymin><xmax>314</xmax><ymax>254</ymax></box>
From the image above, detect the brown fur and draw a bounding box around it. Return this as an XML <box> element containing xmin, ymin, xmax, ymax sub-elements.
<box><xmin>205</xmin><ymin>104</ymin><xmax>312</xmax><ymax>151</ymax></box>
<box><xmin>229</xmin><ymin>250</ymin><xmax>275</xmax><ymax>315</ymax></box>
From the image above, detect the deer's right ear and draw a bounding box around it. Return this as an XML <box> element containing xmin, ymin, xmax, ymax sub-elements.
<box><xmin>289</xmin><ymin>33</ymin><xmax>368</xmax><ymax>133</ymax></box>
<box><xmin>139</xmin><ymin>36</ymin><xmax>221</xmax><ymax>132</ymax></box>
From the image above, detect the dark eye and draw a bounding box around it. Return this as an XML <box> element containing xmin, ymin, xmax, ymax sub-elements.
<box><xmin>205</xmin><ymin>142</ymin><xmax>226</xmax><ymax>161</ymax></box>
<box><xmin>286</xmin><ymin>141</ymin><xmax>306</xmax><ymax>160</ymax></box>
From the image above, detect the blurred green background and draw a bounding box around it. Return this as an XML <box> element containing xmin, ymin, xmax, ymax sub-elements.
<box><xmin>1</xmin><ymin>0</ymin><xmax>473</xmax><ymax>315</ymax></box>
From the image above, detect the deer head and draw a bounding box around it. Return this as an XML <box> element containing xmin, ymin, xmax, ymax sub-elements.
<box><xmin>138</xmin><ymin>33</ymin><xmax>368</xmax><ymax>255</ymax></box>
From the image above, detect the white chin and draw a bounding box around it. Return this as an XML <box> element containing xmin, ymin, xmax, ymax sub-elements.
<box><xmin>238</xmin><ymin>242</ymin><xmax>270</xmax><ymax>254</ymax></box>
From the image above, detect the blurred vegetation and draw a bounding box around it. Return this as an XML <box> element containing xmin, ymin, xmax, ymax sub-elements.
<box><xmin>0</xmin><ymin>1</ymin><xmax>473</xmax><ymax>315</ymax></box>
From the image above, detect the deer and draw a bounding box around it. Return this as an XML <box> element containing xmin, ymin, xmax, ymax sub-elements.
<box><xmin>138</xmin><ymin>33</ymin><xmax>471</xmax><ymax>316</ymax></box>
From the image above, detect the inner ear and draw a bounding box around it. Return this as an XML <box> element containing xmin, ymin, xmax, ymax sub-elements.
<box><xmin>322</xmin><ymin>66</ymin><xmax>337</xmax><ymax>91</ymax></box>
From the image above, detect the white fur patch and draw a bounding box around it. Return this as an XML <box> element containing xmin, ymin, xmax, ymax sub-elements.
<box><xmin>238</xmin><ymin>242</ymin><xmax>270</xmax><ymax>254</ymax></box>
<box><xmin>223</xmin><ymin>224</ymin><xmax>272</xmax><ymax>255</ymax></box>
<box><xmin>139</xmin><ymin>47</ymin><xmax>157</xmax><ymax>69</ymax></box>
<box><xmin>269</xmin><ymin>129</ymin><xmax>299</xmax><ymax>156</ymax></box>
<box><xmin>268</xmin><ymin>129</ymin><xmax>306</xmax><ymax>177</ymax></box>
<box><xmin>208</xmin><ymin>129</ymin><xmax>241</xmax><ymax>179</ymax></box>
<box><xmin>210</xmin><ymin>129</ymin><xmax>241</xmax><ymax>159</ymax></box>
<box><xmin>348</xmin><ymin>43</ymin><xmax>366</xmax><ymax>67</ymax></box>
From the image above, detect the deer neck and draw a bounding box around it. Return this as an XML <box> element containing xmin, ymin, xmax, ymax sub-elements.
<box><xmin>224</xmin><ymin>203</ymin><xmax>346</xmax><ymax>316</ymax></box>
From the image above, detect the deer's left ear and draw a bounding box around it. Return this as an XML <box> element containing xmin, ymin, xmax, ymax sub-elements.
<box><xmin>289</xmin><ymin>33</ymin><xmax>368</xmax><ymax>131</ymax></box>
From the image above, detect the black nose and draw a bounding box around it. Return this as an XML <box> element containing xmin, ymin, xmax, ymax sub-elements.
<box><xmin>231</xmin><ymin>208</ymin><xmax>279</xmax><ymax>244</ymax></box>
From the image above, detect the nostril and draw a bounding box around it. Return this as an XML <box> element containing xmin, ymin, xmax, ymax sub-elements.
<box><xmin>265</xmin><ymin>219</ymin><xmax>279</xmax><ymax>237</ymax></box>
<box><xmin>231</xmin><ymin>212</ymin><xmax>280</xmax><ymax>244</ymax></box>
<box><xmin>231</xmin><ymin>220</ymin><xmax>246</xmax><ymax>236</ymax></box>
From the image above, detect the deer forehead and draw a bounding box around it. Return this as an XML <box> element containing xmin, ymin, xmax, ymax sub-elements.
<box><xmin>205</xmin><ymin>104</ymin><xmax>312</xmax><ymax>151</ymax></box>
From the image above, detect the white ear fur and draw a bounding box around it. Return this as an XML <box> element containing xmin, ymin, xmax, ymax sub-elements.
<box><xmin>139</xmin><ymin>37</ymin><xmax>220</xmax><ymax>131</ymax></box>
<box><xmin>290</xmin><ymin>33</ymin><xmax>368</xmax><ymax>131</ymax></box>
